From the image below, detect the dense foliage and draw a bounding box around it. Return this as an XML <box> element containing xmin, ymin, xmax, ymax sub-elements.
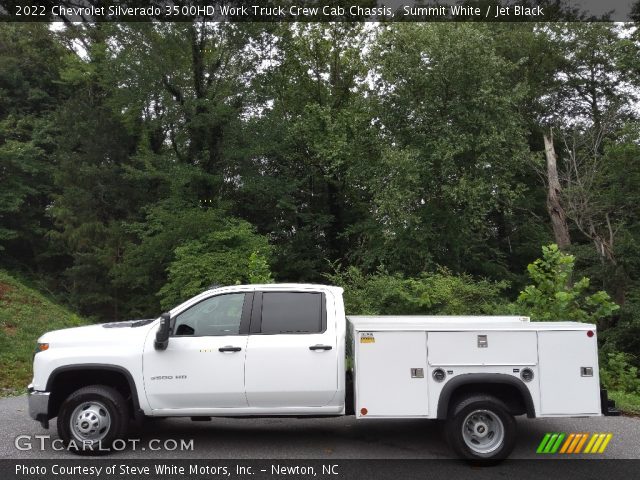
<box><xmin>327</xmin><ymin>266</ymin><xmax>509</xmax><ymax>316</ymax></box>
<box><xmin>0</xmin><ymin>21</ymin><xmax>639</xmax><ymax>395</ymax></box>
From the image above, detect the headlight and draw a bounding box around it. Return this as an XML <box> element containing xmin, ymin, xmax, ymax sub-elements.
<box><xmin>34</xmin><ymin>343</ymin><xmax>49</xmax><ymax>354</ymax></box>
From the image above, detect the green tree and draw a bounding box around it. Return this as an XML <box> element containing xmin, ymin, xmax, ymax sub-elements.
<box><xmin>517</xmin><ymin>244</ymin><xmax>618</xmax><ymax>322</ymax></box>
<box><xmin>113</xmin><ymin>200</ymin><xmax>240</xmax><ymax>317</ymax></box>
<box><xmin>524</xmin><ymin>24</ymin><xmax>639</xmax><ymax>302</ymax></box>
<box><xmin>158</xmin><ymin>220</ymin><xmax>271</xmax><ymax>309</ymax></box>
<box><xmin>0</xmin><ymin>24</ymin><xmax>66</xmax><ymax>266</ymax></box>
<box><xmin>47</xmin><ymin>22</ymin><xmax>266</xmax><ymax>319</ymax></box>
<box><xmin>104</xmin><ymin>22</ymin><xmax>264</xmax><ymax>196</ymax></box>
<box><xmin>47</xmin><ymin>29</ymin><xmax>141</xmax><ymax>320</ymax></box>
<box><xmin>361</xmin><ymin>24</ymin><xmax>530</xmax><ymax>279</ymax></box>
<box><xmin>238</xmin><ymin>23</ymin><xmax>376</xmax><ymax>282</ymax></box>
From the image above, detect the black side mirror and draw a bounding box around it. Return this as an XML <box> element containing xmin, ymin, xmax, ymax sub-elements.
<box><xmin>154</xmin><ymin>312</ymin><xmax>171</xmax><ymax>350</ymax></box>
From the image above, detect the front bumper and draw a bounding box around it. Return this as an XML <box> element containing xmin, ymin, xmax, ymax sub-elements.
<box><xmin>27</xmin><ymin>384</ymin><xmax>50</xmax><ymax>429</ymax></box>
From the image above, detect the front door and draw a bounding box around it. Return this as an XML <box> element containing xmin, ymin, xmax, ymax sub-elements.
<box><xmin>143</xmin><ymin>292</ymin><xmax>250</xmax><ymax>410</ymax></box>
<box><xmin>244</xmin><ymin>291</ymin><xmax>339</xmax><ymax>408</ymax></box>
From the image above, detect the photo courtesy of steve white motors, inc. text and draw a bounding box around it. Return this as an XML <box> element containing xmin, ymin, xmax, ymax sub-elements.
<box><xmin>14</xmin><ymin>463</ymin><xmax>339</xmax><ymax>477</ymax></box>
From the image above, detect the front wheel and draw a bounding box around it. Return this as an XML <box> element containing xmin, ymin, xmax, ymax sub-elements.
<box><xmin>57</xmin><ymin>385</ymin><xmax>129</xmax><ymax>455</ymax></box>
<box><xmin>445</xmin><ymin>394</ymin><xmax>516</xmax><ymax>461</ymax></box>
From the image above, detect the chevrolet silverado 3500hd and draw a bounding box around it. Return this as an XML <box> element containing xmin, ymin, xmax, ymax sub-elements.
<box><xmin>28</xmin><ymin>284</ymin><xmax>617</xmax><ymax>460</ymax></box>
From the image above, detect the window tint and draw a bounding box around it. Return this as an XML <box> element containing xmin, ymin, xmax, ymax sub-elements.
<box><xmin>260</xmin><ymin>292</ymin><xmax>323</xmax><ymax>334</ymax></box>
<box><xmin>174</xmin><ymin>293</ymin><xmax>245</xmax><ymax>336</ymax></box>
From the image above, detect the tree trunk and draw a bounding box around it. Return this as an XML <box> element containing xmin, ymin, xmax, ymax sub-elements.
<box><xmin>543</xmin><ymin>129</ymin><xmax>571</xmax><ymax>249</ymax></box>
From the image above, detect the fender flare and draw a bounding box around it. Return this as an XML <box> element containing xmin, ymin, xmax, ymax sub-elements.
<box><xmin>46</xmin><ymin>363</ymin><xmax>142</xmax><ymax>415</ymax></box>
<box><xmin>436</xmin><ymin>373</ymin><xmax>536</xmax><ymax>419</ymax></box>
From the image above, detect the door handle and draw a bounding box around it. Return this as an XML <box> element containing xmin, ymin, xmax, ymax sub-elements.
<box><xmin>219</xmin><ymin>346</ymin><xmax>242</xmax><ymax>352</ymax></box>
<box><xmin>309</xmin><ymin>345</ymin><xmax>333</xmax><ymax>351</ymax></box>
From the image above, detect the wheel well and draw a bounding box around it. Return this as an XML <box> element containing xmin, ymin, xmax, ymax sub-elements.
<box><xmin>448</xmin><ymin>384</ymin><xmax>526</xmax><ymax>416</ymax></box>
<box><xmin>437</xmin><ymin>374</ymin><xmax>535</xmax><ymax>419</ymax></box>
<box><xmin>47</xmin><ymin>368</ymin><xmax>137</xmax><ymax>420</ymax></box>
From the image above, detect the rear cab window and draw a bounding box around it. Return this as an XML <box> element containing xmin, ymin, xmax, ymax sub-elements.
<box><xmin>258</xmin><ymin>292</ymin><xmax>325</xmax><ymax>334</ymax></box>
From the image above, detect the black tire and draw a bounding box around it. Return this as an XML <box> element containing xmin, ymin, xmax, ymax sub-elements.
<box><xmin>444</xmin><ymin>394</ymin><xmax>516</xmax><ymax>462</ymax></box>
<box><xmin>57</xmin><ymin>385</ymin><xmax>129</xmax><ymax>455</ymax></box>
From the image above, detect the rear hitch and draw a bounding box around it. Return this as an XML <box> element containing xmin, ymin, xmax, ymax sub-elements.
<box><xmin>600</xmin><ymin>388</ymin><xmax>621</xmax><ymax>416</ymax></box>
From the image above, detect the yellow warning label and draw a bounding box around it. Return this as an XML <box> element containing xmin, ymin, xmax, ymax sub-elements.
<box><xmin>360</xmin><ymin>336</ymin><xmax>375</xmax><ymax>343</ymax></box>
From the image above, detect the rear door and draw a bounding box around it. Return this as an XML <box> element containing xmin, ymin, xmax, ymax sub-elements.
<box><xmin>244</xmin><ymin>290</ymin><xmax>339</xmax><ymax>408</ymax></box>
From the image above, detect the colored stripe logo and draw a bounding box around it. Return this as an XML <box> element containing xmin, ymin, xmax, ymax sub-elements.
<box><xmin>537</xmin><ymin>433</ymin><xmax>612</xmax><ymax>454</ymax></box>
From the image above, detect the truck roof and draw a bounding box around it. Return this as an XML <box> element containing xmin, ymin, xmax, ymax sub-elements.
<box><xmin>206</xmin><ymin>283</ymin><xmax>344</xmax><ymax>294</ymax></box>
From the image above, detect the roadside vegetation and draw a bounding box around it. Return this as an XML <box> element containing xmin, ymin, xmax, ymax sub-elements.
<box><xmin>0</xmin><ymin>271</ymin><xmax>86</xmax><ymax>395</ymax></box>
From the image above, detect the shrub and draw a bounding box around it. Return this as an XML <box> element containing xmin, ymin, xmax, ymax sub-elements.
<box><xmin>516</xmin><ymin>244</ymin><xmax>619</xmax><ymax>322</ymax></box>
<box><xmin>326</xmin><ymin>266</ymin><xmax>509</xmax><ymax>315</ymax></box>
<box><xmin>599</xmin><ymin>351</ymin><xmax>640</xmax><ymax>394</ymax></box>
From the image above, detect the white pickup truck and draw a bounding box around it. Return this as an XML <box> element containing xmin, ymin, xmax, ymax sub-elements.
<box><xmin>28</xmin><ymin>283</ymin><xmax>617</xmax><ymax>460</ymax></box>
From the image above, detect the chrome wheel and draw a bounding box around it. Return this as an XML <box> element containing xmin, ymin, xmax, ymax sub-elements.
<box><xmin>461</xmin><ymin>409</ymin><xmax>504</xmax><ymax>456</ymax></box>
<box><xmin>70</xmin><ymin>401</ymin><xmax>111</xmax><ymax>443</ymax></box>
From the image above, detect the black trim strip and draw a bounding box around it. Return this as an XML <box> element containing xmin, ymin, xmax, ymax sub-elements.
<box><xmin>239</xmin><ymin>292</ymin><xmax>254</xmax><ymax>335</ymax></box>
<box><xmin>249</xmin><ymin>292</ymin><xmax>263</xmax><ymax>334</ymax></box>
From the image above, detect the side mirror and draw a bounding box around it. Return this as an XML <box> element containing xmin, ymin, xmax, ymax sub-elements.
<box><xmin>154</xmin><ymin>312</ymin><xmax>171</xmax><ymax>350</ymax></box>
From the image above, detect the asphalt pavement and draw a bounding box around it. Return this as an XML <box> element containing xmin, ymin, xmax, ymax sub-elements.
<box><xmin>1</xmin><ymin>394</ymin><xmax>638</xmax><ymax>460</ymax></box>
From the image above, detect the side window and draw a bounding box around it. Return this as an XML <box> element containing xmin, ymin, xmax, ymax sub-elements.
<box><xmin>173</xmin><ymin>293</ymin><xmax>246</xmax><ymax>336</ymax></box>
<box><xmin>260</xmin><ymin>292</ymin><xmax>323</xmax><ymax>334</ymax></box>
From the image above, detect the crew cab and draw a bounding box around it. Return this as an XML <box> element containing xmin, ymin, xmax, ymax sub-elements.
<box><xmin>28</xmin><ymin>284</ymin><xmax>617</xmax><ymax>460</ymax></box>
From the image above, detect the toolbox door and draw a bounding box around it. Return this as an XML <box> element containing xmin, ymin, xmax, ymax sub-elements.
<box><xmin>538</xmin><ymin>330</ymin><xmax>601</xmax><ymax>415</ymax></box>
<box><xmin>355</xmin><ymin>331</ymin><xmax>429</xmax><ymax>417</ymax></box>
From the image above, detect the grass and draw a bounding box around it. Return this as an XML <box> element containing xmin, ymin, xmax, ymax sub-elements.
<box><xmin>0</xmin><ymin>270</ymin><xmax>88</xmax><ymax>396</ymax></box>
<box><xmin>608</xmin><ymin>390</ymin><xmax>640</xmax><ymax>416</ymax></box>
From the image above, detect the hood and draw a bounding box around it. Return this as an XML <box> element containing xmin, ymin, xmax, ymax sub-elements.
<box><xmin>38</xmin><ymin>318</ymin><xmax>158</xmax><ymax>346</ymax></box>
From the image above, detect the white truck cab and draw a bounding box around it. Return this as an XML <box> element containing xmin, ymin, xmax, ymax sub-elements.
<box><xmin>28</xmin><ymin>283</ymin><xmax>617</xmax><ymax>460</ymax></box>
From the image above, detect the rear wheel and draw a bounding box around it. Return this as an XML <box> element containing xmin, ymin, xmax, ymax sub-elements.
<box><xmin>445</xmin><ymin>394</ymin><xmax>516</xmax><ymax>461</ymax></box>
<box><xmin>57</xmin><ymin>385</ymin><xmax>129</xmax><ymax>455</ymax></box>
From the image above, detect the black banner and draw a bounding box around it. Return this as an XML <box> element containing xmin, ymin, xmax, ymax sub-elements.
<box><xmin>0</xmin><ymin>0</ymin><xmax>638</xmax><ymax>22</ymax></box>
<box><xmin>3</xmin><ymin>459</ymin><xmax>640</xmax><ymax>480</ymax></box>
